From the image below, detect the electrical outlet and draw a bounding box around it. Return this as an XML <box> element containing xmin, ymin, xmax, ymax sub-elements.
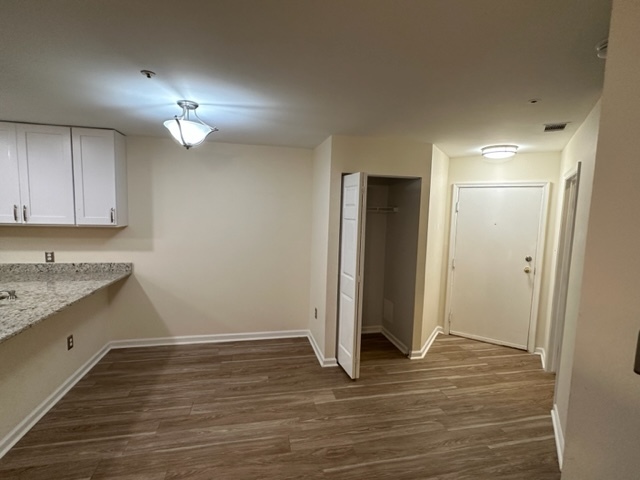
<box><xmin>314</xmin><ymin>308</ymin><xmax>318</xmax><ymax>319</ymax></box>
<box><xmin>45</xmin><ymin>252</ymin><xmax>55</xmax><ymax>263</ymax></box>
<box><xmin>67</xmin><ymin>335</ymin><xmax>74</xmax><ymax>350</ymax></box>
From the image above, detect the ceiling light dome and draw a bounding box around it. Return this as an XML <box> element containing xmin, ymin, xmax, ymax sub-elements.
<box><xmin>163</xmin><ymin>100</ymin><xmax>218</xmax><ymax>149</ymax></box>
<box><xmin>481</xmin><ymin>144</ymin><xmax>519</xmax><ymax>159</ymax></box>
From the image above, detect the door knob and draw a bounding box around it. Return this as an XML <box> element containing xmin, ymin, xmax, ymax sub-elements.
<box><xmin>524</xmin><ymin>266</ymin><xmax>532</xmax><ymax>273</ymax></box>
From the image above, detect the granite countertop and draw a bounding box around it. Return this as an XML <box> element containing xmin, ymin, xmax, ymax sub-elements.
<box><xmin>0</xmin><ymin>263</ymin><xmax>132</xmax><ymax>344</ymax></box>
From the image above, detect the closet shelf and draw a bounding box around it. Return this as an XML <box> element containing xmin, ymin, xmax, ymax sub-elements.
<box><xmin>367</xmin><ymin>206</ymin><xmax>399</xmax><ymax>214</ymax></box>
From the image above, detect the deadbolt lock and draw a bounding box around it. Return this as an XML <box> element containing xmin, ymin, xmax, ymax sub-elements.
<box><xmin>525</xmin><ymin>256</ymin><xmax>532</xmax><ymax>262</ymax></box>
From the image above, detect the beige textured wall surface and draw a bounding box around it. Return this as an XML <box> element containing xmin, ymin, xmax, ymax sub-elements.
<box><xmin>444</xmin><ymin>152</ymin><xmax>562</xmax><ymax>350</ymax></box>
<box><xmin>308</xmin><ymin>137</ymin><xmax>332</xmax><ymax>354</ymax></box>
<box><xmin>552</xmin><ymin>102</ymin><xmax>601</xmax><ymax>434</ymax></box>
<box><xmin>422</xmin><ymin>145</ymin><xmax>450</xmax><ymax>345</ymax></box>
<box><xmin>0</xmin><ymin>137</ymin><xmax>314</xmax><ymax>339</ymax></box>
<box><xmin>562</xmin><ymin>0</ymin><xmax>640</xmax><ymax>477</ymax></box>
<box><xmin>382</xmin><ymin>179</ymin><xmax>422</xmax><ymax>349</ymax></box>
<box><xmin>362</xmin><ymin>183</ymin><xmax>389</xmax><ymax>330</ymax></box>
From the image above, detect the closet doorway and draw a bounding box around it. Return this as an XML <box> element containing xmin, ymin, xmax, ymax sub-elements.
<box><xmin>337</xmin><ymin>173</ymin><xmax>422</xmax><ymax>379</ymax></box>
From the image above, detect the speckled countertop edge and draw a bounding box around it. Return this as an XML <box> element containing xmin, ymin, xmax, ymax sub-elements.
<box><xmin>0</xmin><ymin>262</ymin><xmax>132</xmax><ymax>277</ymax></box>
<box><xmin>0</xmin><ymin>263</ymin><xmax>132</xmax><ymax>344</ymax></box>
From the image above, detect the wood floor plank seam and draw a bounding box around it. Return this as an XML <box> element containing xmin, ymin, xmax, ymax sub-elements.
<box><xmin>446</xmin><ymin>414</ymin><xmax>552</xmax><ymax>431</ymax></box>
<box><xmin>488</xmin><ymin>434</ymin><xmax>557</xmax><ymax>449</ymax></box>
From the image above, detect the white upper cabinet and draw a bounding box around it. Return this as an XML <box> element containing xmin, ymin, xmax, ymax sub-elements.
<box><xmin>0</xmin><ymin>122</ymin><xmax>22</xmax><ymax>224</ymax></box>
<box><xmin>0</xmin><ymin>122</ymin><xmax>128</xmax><ymax>228</ymax></box>
<box><xmin>72</xmin><ymin>128</ymin><xmax>128</xmax><ymax>227</ymax></box>
<box><xmin>16</xmin><ymin>124</ymin><xmax>75</xmax><ymax>225</ymax></box>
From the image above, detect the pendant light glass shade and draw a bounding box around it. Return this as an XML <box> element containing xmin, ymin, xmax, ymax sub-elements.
<box><xmin>481</xmin><ymin>144</ymin><xmax>518</xmax><ymax>159</ymax></box>
<box><xmin>163</xmin><ymin>100</ymin><xmax>218</xmax><ymax>149</ymax></box>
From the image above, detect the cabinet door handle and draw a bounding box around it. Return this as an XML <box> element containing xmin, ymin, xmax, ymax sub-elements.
<box><xmin>13</xmin><ymin>204</ymin><xmax>18</xmax><ymax>222</ymax></box>
<box><xmin>22</xmin><ymin>205</ymin><xmax>27</xmax><ymax>222</ymax></box>
<box><xmin>110</xmin><ymin>208</ymin><xmax>115</xmax><ymax>224</ymax></box>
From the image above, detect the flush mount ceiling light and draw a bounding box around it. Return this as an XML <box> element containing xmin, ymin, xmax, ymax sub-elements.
<box><xmin>481</xmin><ymin>144</ymin><xmax>519</xmax><ymax>159</ymax></box>
<box><xmin>163</xmin><ymin>100</ymin><xmax>218</xmax><ymax>149</ymax></box>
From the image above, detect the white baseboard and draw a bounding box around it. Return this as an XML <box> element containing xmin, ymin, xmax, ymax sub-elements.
<box><xmin>361</xmin><ymin>324</ymin><xmax>382</xmax><ymax>334</ymax></box>
<box><xmin>109</xmin><ymin>330</ymin><xmax>309</xmax><ymax>349</ymax></box>
<box><xmin>551</xmin><ymin>404</ymin><xmax>565</xmax><ymax>470</ymax></box>
<box><xmin>449</xmin><ymin>330</ymin><xmax>527</xmax><ymax>351</ymax></box>
<box><xmin>535</xmin><ymin>347</ymin><xmax>547</xmax><ymax>370</ymax></box>
<box><xmin>0</xmin><ymin>342</ymin><xmax>111</xmax><ymax>459</ymax></box>
<box><xmin>409</xmin><ymin>326</ymin><xmax>444</xmax><ymax>360</ymax></box>
<box><xmin>381</xmin><ymin>327</ymin><xmax>409</xmax><ymax>355</ymax></box>
<box><xmin>307</xmin><ymin>330</ymin><xmax>338</xmax><ymax>367</ymax></box>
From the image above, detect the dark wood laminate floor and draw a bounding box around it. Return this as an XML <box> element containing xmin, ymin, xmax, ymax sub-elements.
<box><xmin>0</xmin><ymin>334</ymin><xmax>560</xmax><ymax>479</ymax></box>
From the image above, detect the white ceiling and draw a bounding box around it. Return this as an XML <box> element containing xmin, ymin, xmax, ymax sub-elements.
<box><xmin>0</xmin><ymin>0</ymin><xmax>611</xmax><ymax>157</ymax></box>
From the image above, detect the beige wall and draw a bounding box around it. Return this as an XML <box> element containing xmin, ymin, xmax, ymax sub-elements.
<box><xmin>444</xmin><ymin>152</ymin><xmax>562</xmax><ymax>349</ymax></box>
<box><xmin>0</xmin><ymin>137</ymin><xmax>313</xmax><ymax>339</ymax></box>
<box><xmin>421</xmin><ymin>145</ymin><xmax>450</xmax><ymax>344</ymax></box>
<box><xmin>318</xmin><ymin>136</ymin><xmax>433</xmax><ymax>359</ymax></box>
<box><xmin>552</xmin><ymin>102</ymin><xmax>601</xmax><ymax>437</ymax></box>
<box><xmin>308</xmin><ymin>137</ymin><xmax>333</xmax><ymax>354</ymax></box>
<box><xmin>0</xmin><ymin>136</ymin><xmax>314</xmax><ymax>443</ymax></box>
<box><xmin>383</xmin><ymin>179</ymin><xmax>422</xmax><ymax>349</ymax></box>
<box><xmin>562</xmin><ymin>0</ymin><xmax>640</xmax><ymax>477</ymax></box>
<box><xmin>362</xmin><ymin>183</ymin><xmax>389</xmax><ymax>330</ymax></box>
<box><xmin>0</xmin><ymin>288</ymin><xmax>113</xmax><ymax>447</ymax></box>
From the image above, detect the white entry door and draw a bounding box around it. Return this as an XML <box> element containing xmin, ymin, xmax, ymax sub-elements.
<box><xmin>447</xmin><ymin>184</ymin><xmax>547</xmax><ymax>350</ymax></box>
<box><xmin>337</xmin><ymin>172</ymin><xmax>368</xmax><ymax>379</ymax></box>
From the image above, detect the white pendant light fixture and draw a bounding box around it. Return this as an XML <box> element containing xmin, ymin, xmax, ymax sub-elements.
<box><xmin>163</xmin><ymin>100</ymin><xmax>218</xmax><ymax>149</ymax></box>
<box><xmin>481</xmin><ymin>144</ymin><xmax>519</xmax><ymax>159</ymax></box>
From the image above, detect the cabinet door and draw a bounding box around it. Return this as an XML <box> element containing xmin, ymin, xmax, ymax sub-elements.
<box><xmin>0</xmin><ymin>122</ymin><xmax>22</xmax><ymax>224</ymax></box>
<box><xmin>72</xmin><ymin>128</ymin><xmax>118</xmax><ymax>226</ymax></box>
<box><xmin>16</xmin><ymin>124</ymin><xmax>75</xmax><ymax>225</ymax></box>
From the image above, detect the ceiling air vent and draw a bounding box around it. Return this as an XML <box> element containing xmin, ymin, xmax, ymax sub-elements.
<box><xmin>544</xmin><ymin>123</ymin><xmax>568</xmax><ymax>132</ymax></box>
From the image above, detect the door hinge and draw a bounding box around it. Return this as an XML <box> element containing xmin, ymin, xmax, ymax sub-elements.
<box><xmin>448</xmin><ymin>312</ymin><xmax>452</xmax><ymax>325</ymax></box>
<box><xmin>455</xmin><ymin>201</ymin><xmax>460</xmax><ymax>213</ymax></box>
<box><xmin>452</xmin><ymin>258</ymin><xmax>456</xmax><ymax>269</ymax></box>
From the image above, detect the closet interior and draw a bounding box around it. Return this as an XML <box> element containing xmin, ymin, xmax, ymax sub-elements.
<box><xmin>361</xmin><ymin>176</ymin><xmax>422</xmax><ymax>355</ymax></box>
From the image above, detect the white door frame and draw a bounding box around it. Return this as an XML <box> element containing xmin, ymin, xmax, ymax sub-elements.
<box><xmin>444</xmin><ymin>182</ymin><xmax>550</xmax><ymax>353</ymax></box>
<box><xmin>547</xmin><ymin>164</ymin><xmax>581</xmax><ymax>372</ymax></box>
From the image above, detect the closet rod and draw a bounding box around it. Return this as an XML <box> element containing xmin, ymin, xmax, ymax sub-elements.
<box><xmin>367</xmin><ymin>206</ymin><xmax>399</xmax><ymax>214</ymax></box>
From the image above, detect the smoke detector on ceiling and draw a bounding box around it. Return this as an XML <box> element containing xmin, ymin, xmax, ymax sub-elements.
<box><xmin>596</xmin><ymin>39</ymin><xmax>608</xmax><ymax>59</ymax></box>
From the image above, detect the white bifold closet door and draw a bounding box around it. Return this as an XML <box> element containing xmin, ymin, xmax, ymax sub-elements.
<box><xmin>337</xmin><ymin>172</ymin><xmax>368</xmax><ymax>379</ymax></box>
